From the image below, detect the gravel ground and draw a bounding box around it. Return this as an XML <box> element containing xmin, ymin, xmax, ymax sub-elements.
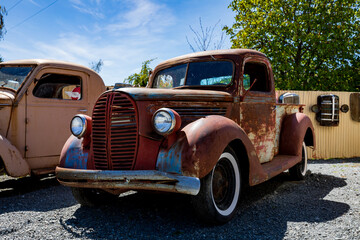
<box><xmin>0</xmin><ymin>158</ymin><xmax>359</xmax><ymax>240</ymax></box>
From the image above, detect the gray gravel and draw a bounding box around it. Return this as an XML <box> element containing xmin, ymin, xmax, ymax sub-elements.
<box><xmin>0</xmin><ymin>158</ymin><xmax>359</xmax><ymax>240</ymax></box>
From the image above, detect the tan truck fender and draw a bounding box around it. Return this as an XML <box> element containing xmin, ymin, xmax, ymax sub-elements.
<box><xmin>0</xmin><ymin>134</ymin><xmax>31</xmax><ymax>177</ymax></box>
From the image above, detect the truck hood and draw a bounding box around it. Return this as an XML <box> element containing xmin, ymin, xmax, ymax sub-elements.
<box><xmin>117</xmin><ymin>87</ymin><xmax>234</xmax><ymax>102</ymax></box>
<box><xmin>0</xmin><ymin>89</ymin><xmax>15</xmax><ymax>106</ymax></box>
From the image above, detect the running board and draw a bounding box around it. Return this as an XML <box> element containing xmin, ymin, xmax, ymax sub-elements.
<box><xmin>261</xmin><ymin>155</ymin><xmax>301</xmax><ymax>180</ymax></box>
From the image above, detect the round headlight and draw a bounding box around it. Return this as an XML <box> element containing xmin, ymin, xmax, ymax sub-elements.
<box><xmin>70</xmin><ymin>115</ymin><xmax>87</xmax><ymax>138</ymax></box>
<box><xmin>153</xmin><ymin>108</ymin><xmax>176</xmax><ymax>135</ymax></box>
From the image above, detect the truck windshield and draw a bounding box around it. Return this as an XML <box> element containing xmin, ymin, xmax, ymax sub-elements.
<box><xmin>153</xmin><ymin>60</ymin><xmax>233</xmax><ymax>88</ymax></box>
<box><xmin>0</xmin><ymin>66</ymin><xmax>34</xmax><ymax>91</ymax></box>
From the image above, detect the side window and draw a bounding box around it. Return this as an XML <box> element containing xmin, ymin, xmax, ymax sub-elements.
<box><xmin>187</xmin><ymin>61</ymin><xmax>233</xmax><ymax>86</ymax></box>
<box><xmin>33</xmin><ymin>74</ymin><xmax>82</xmax><ymax>100</ymax></box>
<box><xmin>243</xmin><ymin>62</ymin><xmax>270</xmax><ymax>92</ymax></box>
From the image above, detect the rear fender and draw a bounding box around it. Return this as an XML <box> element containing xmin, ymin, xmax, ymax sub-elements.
<box><xmin>59</xmin><ymin>135</ymin><xmax>91</xmax><ymax>169</ymax></box>
<box><xmin>0</xmin><ymin>134</ymin><xmax>30</xmax><ymax>177</ymax></box>
<box><xmin>279</xmin><ymin>113</ymin><xmax>315</xmax><ymax>156</ymax></box>
<box><xmin>156</xmin><ymin>115</ymin><xmax>259</xmax><ymax>179</ymax></box>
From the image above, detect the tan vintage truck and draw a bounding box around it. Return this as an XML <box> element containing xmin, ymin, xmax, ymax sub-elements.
<box><xmin>56</xmin><ymin>49</ymin><xmax>315</xmax><ymax>224</ymax></box>
<box><xmin>0</xmin><ymin>59</ymin><xmax>105</xmax><ymax>177</ymax></box>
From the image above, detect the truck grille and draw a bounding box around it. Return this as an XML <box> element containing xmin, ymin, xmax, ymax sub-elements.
<box><xmin>91</xmin><ymin>92</ymin><xmax>138</xmax><ymax>170</ymax></box>
<box><xmin>316</xmin><ymin>94</ymin><xmax>339</xmax><ymax>126</ymax></box>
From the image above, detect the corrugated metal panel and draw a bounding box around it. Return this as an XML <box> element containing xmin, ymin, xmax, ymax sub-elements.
<box><xmin>277</xmin><ymin>90</ymin><xmax>360</xmax><ymax>159</ymax></box>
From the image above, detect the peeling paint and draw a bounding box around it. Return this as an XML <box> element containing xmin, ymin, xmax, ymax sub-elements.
<box><xmin>156</xmin><ymin>141</ymin><xmax>183</xmax><ymax>174</ymax></box>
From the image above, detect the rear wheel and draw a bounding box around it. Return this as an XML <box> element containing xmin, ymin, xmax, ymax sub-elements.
<box><xmin>289</xmin><ymin>142</ymin><xmax>308</xmax><ymax>180</ymax></box>
<box><xmin>71</xmin><ymin>187</ymin><xmax>117</xmax><ymax>207</ymax></box>
<box><xmin>191</xmin><ymin>146</ymin><xmax>241</xmax><ymax>224</ymax></box>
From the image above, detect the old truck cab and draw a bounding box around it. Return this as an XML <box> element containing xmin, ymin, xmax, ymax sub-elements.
<box><xmin>56</xmin><ymin>49</ymin><xmax>315</xmax><ymax>224</ymax></box>
<box><xmin>0</xmin><ymin>59</ymin><xmax>105</xmax><ymax>177</ymax></box>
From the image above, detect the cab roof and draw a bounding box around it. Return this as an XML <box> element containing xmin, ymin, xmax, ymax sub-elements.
<box><xmin>156</xmin><ymin>49</ymin><xmax>266</xmax><ymax>67</ymax></box>
<box><xmin>0</xmin><ymin>59</ymin><xmax>95</xmax><ymax>73</ymax></box>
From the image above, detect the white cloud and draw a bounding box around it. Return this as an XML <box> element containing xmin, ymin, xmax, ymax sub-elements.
<box><xmin>1</xmin><ymin>0</ymin><xmax>185</xmax><ymax>85</ymax></box>
<box><xmin>106</xmin><ymin>0</ymin><xmax>175</xmax><ymax>35</ymax></box>
<box><xmin>69</xmin><ymin>0</ymin><xmax>105</xmax><ymax>19</ymax></box>
<box><xmin>28</xmin><ymin>0</ymin><xmax>41</xmax><ymax>7</ymax></box>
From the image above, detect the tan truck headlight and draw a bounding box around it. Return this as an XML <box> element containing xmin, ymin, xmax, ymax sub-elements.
<box><xmin>70</xmin><ymin>114</ymin><xmax>88</xmax><ymax>138</ymax></box>
<box><xmin>152</xmin><ymin>108</ymin><xmax>181</xmax><ymax>135</ymax></box>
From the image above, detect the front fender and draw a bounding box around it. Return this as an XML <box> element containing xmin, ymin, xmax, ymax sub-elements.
<box><xmin>279</xmin><ymin>113</ymin><xmax>315</xmax><ymax>156</ymax></box>
<box><xmin>0</xmin><ymin>134</ymin><xmax>30</xmax><ymax>177</ymax></box>
<box><xmin>156</xmin><ymin>115</ymin><xmax>258</xmax><ymax>179</ymax></box>
<box><xmin>59</xmin><ymin>135</ymin><xmax>90</xmax><ymax>169</ymax></box>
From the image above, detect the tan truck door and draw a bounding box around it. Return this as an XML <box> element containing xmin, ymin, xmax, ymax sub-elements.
<box><xmin>25</xmin><ymin>68</ymin><xmax>90</xmax><ymax>170</ymax></box>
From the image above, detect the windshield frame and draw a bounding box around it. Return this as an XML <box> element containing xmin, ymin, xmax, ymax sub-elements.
<box><xmin>151</xmin><ymin>59</ymin><xmax>235</xmax><ymax>89</ymax></box>
<box><xmin>0</xmin><ymin>64</ymin><xmax>35</xmax><ymax>93</ymax></box>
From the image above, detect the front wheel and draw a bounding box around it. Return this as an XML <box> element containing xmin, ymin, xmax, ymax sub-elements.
<box><xmin>191</xmin><ymin>147</ymin><xmax>241</xmax><ymax>224</ymax></box>
<box><xmin>289</xmin><ymin>142</ymin><xmax>308</xmax><ymax>180</ymax></box>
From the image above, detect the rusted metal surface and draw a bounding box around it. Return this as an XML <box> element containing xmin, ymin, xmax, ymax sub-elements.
<box><xmin>91</xmin><ymin>91</ymin><xmax>139</xmax><ymax>170</ymax></box>
<box><xmin>279</xmin><ymin>113</ymin><xmax>315</xmax><ymax>156</ymax></box>
<box><xmin>158</xmin><ymin>115</ymin><xmax>258</xmax><ymax>179</ymax></box>
<box><xmin>123</xmin><ymin>87</ymin><xmax>234</xmax><ymax>102</ymax></box>
<box><xmin>274</xmin><ymin>104</ymin><xmax>302</xmax><ymax>154</ymax></box>
<box><xmin>350</xmin><ymin>93</ymin><xmax>360</xmax><ymax>122</ymax></box>
<box><xmin>0</xmin><ymin>59</ymin><xmax>106</xmax><ymax>177</ymax></box>
<box><xmin>240</xmin><ymin>101</ymin><xmax>276</xmax><ymax>164</ymax></box>
<box><xmin>59</xmin><ymin>129</ymin><xmax>91</xmax><ymax>169</ymax></box>
<box><xmin>261</xmin><ymin>155</ymin><xmax>301</xmax><ymax>179</ymax></box>
<box><xmin>57</xmin><ymin>49</ymin><xmax>316</xmax><ymax>195</ymax></box>
<box><xmin>56</xmin><ymin>167</ymin><xmax>200</xmax><ymax>195</ymax></box>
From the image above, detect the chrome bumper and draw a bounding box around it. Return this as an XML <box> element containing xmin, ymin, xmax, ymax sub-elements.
<box><xmin>56</xmin><ymin>167</ymin><xmax>200</xmax><ymax>196</ymax></box>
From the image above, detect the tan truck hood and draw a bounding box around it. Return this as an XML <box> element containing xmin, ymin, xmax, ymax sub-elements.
<box><xmin>118</xmin><ymin>87</ymin><xmax>234</xmax><ymax>102</ymax></box>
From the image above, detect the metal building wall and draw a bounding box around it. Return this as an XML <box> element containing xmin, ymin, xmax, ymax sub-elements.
<box><xmin>277</xmin><ymin>90</ymin><xmax>360</xmax><ymax>159</ymax></box>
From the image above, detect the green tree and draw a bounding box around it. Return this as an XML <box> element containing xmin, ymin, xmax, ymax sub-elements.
<box><xmin>124</xmin><ymin>59</ymin><xmax>154</xmax><ymax>87</ymax></box>
<box><xmin>224</xmin><ymin>0</ymin><xmax>360</xmax><ymax>91</ymax></box>
<box><xmin>0</xmin><ymin>6</ymin><xmax>7</xmax><ymax>62</ymax></box>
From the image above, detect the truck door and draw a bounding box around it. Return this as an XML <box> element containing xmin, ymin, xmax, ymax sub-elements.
<box><xmin>25</xmin><ymin>68</ymin><xmax>90</xmax><ymax>170</ymax></box>
<box><xmin>240</xmin><ymin>59</ymin><xmax>276</xmax><ymax>163</ymax></box>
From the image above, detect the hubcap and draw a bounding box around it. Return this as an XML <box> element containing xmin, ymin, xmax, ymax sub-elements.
<box><xmin>212</xmin><ymin>156</ymin><xmax>240</xmax><ymax>216</ymax></box>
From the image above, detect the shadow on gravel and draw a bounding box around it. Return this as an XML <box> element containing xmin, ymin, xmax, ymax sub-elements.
<box><xmin>0</xmin><ymin>175</ymin><xmax>77</xmax><ymax>213</ymax></box>
<box><xmin>0</xmin><ymin>175</ymin><xmax>59</xmax><ymax>198</ymax></box>
<box><xmin>60</xmin><ymin>172</ymin><xmax>350</xmax><ymax>240</ymax></box>
<box><xmin>309</xmin><ymin>158</ymin><xmax>360</xmax><ymax>164</ymax></box>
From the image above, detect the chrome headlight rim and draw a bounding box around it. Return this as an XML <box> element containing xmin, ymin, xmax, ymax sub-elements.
<box><xmin>152</xmin><ymin>108</ymin><xmax>177</xmax><ymax>136</ymax></box>
<box><xmin>70</xmin><ymin>114</ymin><xmax>87</xmax><ymax>138</ymax></box>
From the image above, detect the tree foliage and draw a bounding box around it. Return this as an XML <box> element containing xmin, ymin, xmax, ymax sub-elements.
<box><xmin>124</xmin><ymin>59</ymin><xmax>154</xmax><ymax>87</ymax></box>
<box><xmin>186</xmin><ymin>18</ymin><xmax>226</xmax><ymax>52</ymax></box>
<box><xmin>224</xmin><ymin>0</ymin><xmax>360</xmax><ymax>91</ymax></box>
<box><xmin>0</xmin><ymin>5</ymin><xmax>7</xmax><ymax>62</ymax></box>
<box><xmin>89</xmin><ymin>59</ymin><xmax>104</xmax><ymax>73</ymax></box>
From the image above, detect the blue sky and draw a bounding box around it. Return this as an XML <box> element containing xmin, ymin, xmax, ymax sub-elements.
<box><xmin>1</xmin><ymin>0</ymin><xmax>235</xmax><ymax>86</ymax></box>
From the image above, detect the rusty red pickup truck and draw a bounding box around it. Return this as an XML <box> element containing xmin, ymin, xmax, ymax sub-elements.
<box><xmin>56</xmin><ymin>49</ymin><xmax>315</xmax><ymax>224</ymax></box>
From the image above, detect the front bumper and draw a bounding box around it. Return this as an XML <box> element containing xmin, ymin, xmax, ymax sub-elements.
<box><xmin>56</xmin><ymin>167</ymin><xmax>200</xmax><ymax>196</ymax></box>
